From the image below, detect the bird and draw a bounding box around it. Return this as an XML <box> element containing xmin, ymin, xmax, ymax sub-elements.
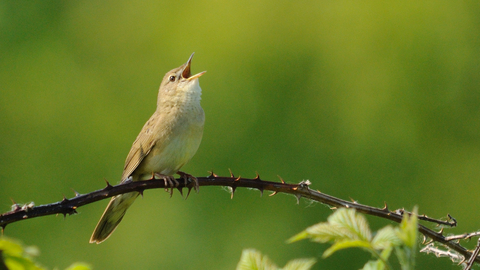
<box><xmin>89</xmin><ymin>53</ymin><xmax>205</xmax><ymax>244</ymax></box>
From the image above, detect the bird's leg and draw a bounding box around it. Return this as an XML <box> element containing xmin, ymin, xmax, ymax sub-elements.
<box><xmin>154</xmin><ymin>173</ymin><xmax>179</xmax><ymax>197</ymax></box>
<box><xmin>177</xmin><ymin>171</ymin><xmax>199</xmax><ymax>193</ymax></box>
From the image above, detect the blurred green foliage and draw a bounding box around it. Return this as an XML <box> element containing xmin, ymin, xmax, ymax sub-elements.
<box><xmin>1</xmin><ymin>1</ymin><xmax>479</xmax><ymax>269</ymax></box>
<box><xmin>0</xmin><ymin>237</ymin><xmax>90</xmax><ymax>270</ymax></box>
<box><xmin>236</xmin><ymin>249</ymin><xmax>315</xmax><ymax>270</ymax></box>
<box><xmin>289</xmin><ymin>208</ymin><xmax>419</xmax><ymax>270</ymax></box>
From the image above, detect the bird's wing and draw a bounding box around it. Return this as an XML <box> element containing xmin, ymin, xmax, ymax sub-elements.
<box><xmin>120</xmin><ymin>114</ymin><xmax>159</xmax><ymax>182</ymax></box>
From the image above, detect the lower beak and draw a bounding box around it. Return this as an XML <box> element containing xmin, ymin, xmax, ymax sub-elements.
<box><xmin>187</xmin><ymin>71</ymin><xmax>206</xmax><ymax>81</ymax></box>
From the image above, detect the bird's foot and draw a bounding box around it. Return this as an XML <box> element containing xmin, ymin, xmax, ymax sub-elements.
<box><xmin>177</xmin><ymin>171</ymin><xmax>199</xmax><ymax>193</ymax></box>
<box><xmin>154</xmin><ymin>173</ymin><xmax>179</xmax><ymax>197</ymax></box>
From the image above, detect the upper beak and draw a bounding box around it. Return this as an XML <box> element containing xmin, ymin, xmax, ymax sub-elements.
<box><xmin>182</xmin><ymin>52</ymin><xmax>206</xmax><ymax>80</ymax></box>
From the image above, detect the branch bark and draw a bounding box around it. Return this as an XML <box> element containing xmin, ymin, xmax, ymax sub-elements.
<box><xmin>0</xmin><ymin>173</ymin><xmax>476</xmax><ymax>264</ymax></box>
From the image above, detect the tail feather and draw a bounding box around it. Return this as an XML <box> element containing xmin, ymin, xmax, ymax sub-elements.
<box><xmin>89</xmin><ymin>192</ymin><xmax>139</xmax><ymax>244</ymax></box>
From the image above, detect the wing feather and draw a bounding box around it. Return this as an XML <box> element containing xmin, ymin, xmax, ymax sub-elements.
<box><xmin>120</xmin><ymin>114</ymin><xmax>159</xmax><ymax>182</ymax></box>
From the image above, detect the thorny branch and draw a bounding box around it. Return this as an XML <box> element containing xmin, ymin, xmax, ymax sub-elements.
<box><xmin>0</xmin><ymin>172</ymin><xmax>478</xmax><ymax>265</ymax></box>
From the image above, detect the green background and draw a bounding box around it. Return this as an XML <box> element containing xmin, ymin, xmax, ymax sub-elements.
<box><xmin>1</xmin><ymin>1</ymin><xmax>479</xmax><ymax>269</ymax></box>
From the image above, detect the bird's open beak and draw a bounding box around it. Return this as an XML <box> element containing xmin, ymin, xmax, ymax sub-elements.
<box><xmin>182</xmin><ymin>52</ymin><xmax>206</xmax><ymax>80</ymax></box>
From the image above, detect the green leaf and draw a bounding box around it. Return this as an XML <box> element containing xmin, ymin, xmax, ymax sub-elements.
<box><xmin>289</xmin><ymin>208</ymin><xmax>373</xmax><ymax>246</ymax></box>
<box><xmin>362</xmin><ymin>259</ymin><xmax>385</xmax><ymax>270</ymax></box>
<box><xmin>394</xmin><ymin>207</ymin><xmax>418</xmax><ymax>270</ymax></box>
<box><xmin>286</xmin><ymin>231</ymin><xmax>309</xmax><ymax>243</ymax></box>
<box><xmin>378</xmin><ymin>245</ymin><xmax>394</xmax><ymax>262</ymax></box>
<box><xmin>0</xmin><ymin>237</ymin><xmax>44</xmax><ymax>270</ymax></box>
<box><xmin>236</xmin><ymin>249</ymin><xmax>315</xmax><ymax>270</ymax></box>
<box><xmin>281</xmin><ymin>258</ymin><xmax>316</xmax><ymax>270</ymax></box>
<box><xmin>371</xmin><ymin>226</ymin><xmax>400</xmax><ymax>250</ymax></box>
<box><xmin>0</xmin><ymin>238</ymin><xmax>24</xmax><ymax>256</ymax></box>
<box><xmin>236</xmin><ymin>249</ymin><xmax>278</xmax><ymax>270</ymax></box>
<box><xmin>326</xmin><ymin>208</ymin><xmax>372</xmax><ymax>242</ymax></box>
<box><xmin>304</xmin><ymin>223</ymin><xmax>352</xmax><ymax>243</ymax></box>
<box><xmin>323</xmin><ymin>239</ymin><xmax>372</xmax><ymax>258</ymax></box>
<box><xmin>396</xmin><ymin>207</ymin><xmax>418</xmax><ymax>249</ymax></box>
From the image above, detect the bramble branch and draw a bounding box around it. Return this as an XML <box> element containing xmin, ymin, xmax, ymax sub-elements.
<box><xmin>0</xmin><ymin>172</ymin><xmax>477</xmax><ymax>264</ymax></box>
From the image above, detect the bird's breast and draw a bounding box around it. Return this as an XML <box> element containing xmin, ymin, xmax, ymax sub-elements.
<box><xmin>135</xmin><ymin>103</ymin><xmax>204</xmax><ymax>179</ymax></box>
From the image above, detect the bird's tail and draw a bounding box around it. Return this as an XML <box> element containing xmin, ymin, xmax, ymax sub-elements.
<box><xmin>89</xmin><ymin>191</ymin><xmax>139</xmax><ymax>244</ymax></box>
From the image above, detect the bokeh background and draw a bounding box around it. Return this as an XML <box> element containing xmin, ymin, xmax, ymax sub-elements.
<box><xmin>1</xmin><ymin>1</ymin><xmax>480</xmax><ymax>269</ymax></box>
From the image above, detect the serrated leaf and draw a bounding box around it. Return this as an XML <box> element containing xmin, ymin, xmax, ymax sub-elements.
<box><xmin>291</xmin><ymin>209</ymin><xmax>373</xmax><ymax>246</ymax></box>
<box><xmin>286</xmin><ymin>231</ymin><xmax>309</xmax><ymax>243</ymax></box>
<box><xmin>305</xmin><ymin>223</ymin><xmax>352</xmax><ymax>243</ymax></box>
<box><xmin>236</xmin><ymin>249</ymin><xmax>278</xmax><ymax>270</ymax></box>
<box><xmin>327</xmin><ymin>208</ymin><xmax>372</xmax><ymax>242</ymax></box>
<box><xmin>371</xmin><ymin>226</ymin><xmax>400</xmax><ymax>250</ymax></box>
<box><xmin>323</xmin><ymin>239</ymin><xmax>372</xmax><ymax>258</ymax></box>
<box><xmin>281</xmin><ymin>258</ymin><xmax>316</xmax><ymax>270</ymax></box>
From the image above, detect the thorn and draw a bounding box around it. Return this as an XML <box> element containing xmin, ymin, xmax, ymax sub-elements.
<box><xmin>269</xmin><ymin>191</ymin><xmax>278</xmax><ymax>197</ymax></box>
<box><xmin>254</xmin><ymin>172</ymin><xmax>261</xmax><ymax>181</ymax></box>
<box><xmin>138</xmin><ymin>189</ymin><xmax>144</xmax><ymax>198</ymax></box>
<box><xmin>277</xmin><ymin>175</ymin><xmax>285</xmax><ymax>184</ymax></box>
<box><xmin>438</xmin><ymin>228</ymin><xmax>444</xmax><ymax>235</ymax></box>
<box><xmin>349</xmin><ymin>197</ymin><xmax>357</xmax><ymax>203</ymax></box>
<box><xmin>208</xmin><ymin>170</ymin><xmax>218</xmax><ymax>178</ymax></box>
<box><xmin>295</xmin><ymin>194</ymin><xmax>301</xmax><ymax>204</ymax></box>
<box><xmin>234</xmin><ymin>176</ymin><xmax>241</xmax><ymax>182</ymax></box>
<box><xmin>259</xmin><ymin>188</ymin><xmax>264</xmax><ymax>197</ymax></box>
<box><xmin>104</xmin><ymin>179</ymin><xmax>113</xmax><ymax>189</ymax></box>
<box><xmin>71</xmin><ymin>188</ymin><xmax>81</xmax><ymax>197</ymax></box>
<box><xmin>1</xmin><ymin>225</ymin><xmax>5</xmax><ymax>235</ymax></box>
<box><xmin>10</xmin><ymin>198</ymin><xmax>20</xmax><ymax>211</ymax></box>
<box><xmin>382</xmin><ymin>202</ymin><xmax>389</xmax><ymax>212</ymax></box>
<box><xmin>425</xmin><ymin>239</ymin><xmax>433</xmax><ymax>245</ymax></box>
<box><xmin>229</xmin><ymin>168</ymin><xmax>234</xmax><ymax>178</ymax></box>
<box><xmin>422</xmin><ymin>235</ymin><xmax>427</xmax><ymax>244</ymax></box>
<box><xmin>62</xmin><ymin>195</ymin><xmax>68</xmax><ymax>203</ymax></box>
<box><xmin>231</xmin><ymin>186</ymin><xmax>236</xmax><ymax>199</ymax></box>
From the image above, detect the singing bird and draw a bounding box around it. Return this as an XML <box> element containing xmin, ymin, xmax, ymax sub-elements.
<box><xmin>90</xmin><ymin>53</ymin><xmax>205</xmax><ymax>243</ymax></box>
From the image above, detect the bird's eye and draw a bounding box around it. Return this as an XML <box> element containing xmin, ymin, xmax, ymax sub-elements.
<box><xmin>169</xmin><ymin>76</ymin><xmax>175</xmax><ymax>82</ymax></box>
